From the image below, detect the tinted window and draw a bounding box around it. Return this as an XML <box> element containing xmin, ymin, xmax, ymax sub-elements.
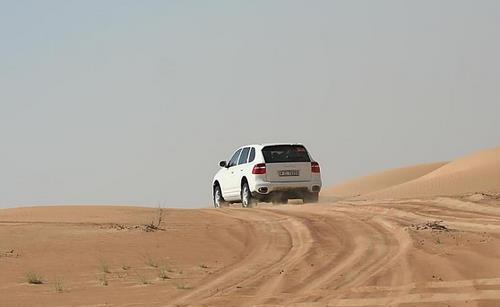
<box><xmin>238</xmin><ymin>147</ymin><xmax>250</xmax><ymax>165</ymax></box>
<box><xmin>248</xmin><ymin>147</ymin><xmax>256</xmax><ymax>163</ymax></box>
<box><xmin>262</xmin><ymin>145</ymin><xmax>311</xmax><ymax>163</ymax></box>
<box><xmin>228</xmin><ymin>149</ymin><xmax>242</xmax><ymax>167</ymax></box>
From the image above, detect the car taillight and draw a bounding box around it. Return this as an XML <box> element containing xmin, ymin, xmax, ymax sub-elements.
<box><xmin>252</xmin><ymin>163</ymin><xmax>266</xmax><ymax>174</ymax></box>
<box><xmin>311</xmin><ymin>162</ymin><xmax>320</xmax><ymax>173</ymax></box>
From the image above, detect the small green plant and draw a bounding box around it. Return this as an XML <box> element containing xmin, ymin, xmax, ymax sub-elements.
<box><xmin>25</xmin><ymin>271</ymin><xmax>43</xmax><ymax>284</ymax></box>
<box><xmin>98</xmin><ymin>273</ymin><xmax>108</xmax><ymax>286</ymax></box>
<box><xmin>54</xmin><ymin>278</ymin><xmax>64</xmax><ymax>293</ymax></box>
<box><xmin>158</xmin><ymin>267</ymin><xmax>170</xmax><ymax>280</ymax></box>
<box><xmin>99</xmin><ymin>259</ymin><xmax>111</xmax><ymax>273</ymax></box>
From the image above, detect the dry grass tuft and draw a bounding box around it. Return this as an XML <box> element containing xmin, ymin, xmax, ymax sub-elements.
<box><xmin>99</xmin><ymin>259</ymin><xmax>111</xmax><ymax>273</ymax></box>
<box><xmin>145</xmin><ymin>255</ymin><xmax>159</xmax><ymax>268</ymax></box>
<box><xmin>54</xmin><ymin>278</ymin><xmax>64</xmax><ymax>293</ymax></box>
<box><xmin>176</xmin><ymin>283</ymin><xmax>192</xmax><ymax>290</ymax></box>
<box><xmin>25</xmin><ymin>271</ymin><xmax>43</xmax><ymax>284</ymax></box>
<box><xmin>159</xmin><ymin>267</ymin><xmax>171</xmax><ymax>280</ymax></box>
<box><xmin>137</xmin><ymin>272</ymin><xmax>152</xmax><ymax>285</ymax></box>
<box><xmin>143</xmin><ymin>203</ymin><xmax>166</xmax><ymax>232</ymax></box>
<box><xmin>98</xmin><ymin>273</ymin><xmax>108</xmax><ymax>286</ymax></box>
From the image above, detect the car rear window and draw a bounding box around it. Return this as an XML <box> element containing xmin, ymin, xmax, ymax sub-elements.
<box><xmin>262</xmin><ymin>145</ymin><xmax>311</xmax><ymax>163</ymax></box>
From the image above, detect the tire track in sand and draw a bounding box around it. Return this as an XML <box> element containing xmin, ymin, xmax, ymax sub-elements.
<box><xmin>263</xmin><ymin>206</ymin><xmax>414</xmax><ymax>304</ymax></box>
<box><xmin>168</xmin><ymin>208</ymin><xmax>314</xmax><ymax>306</ymax></box>
<box><xmin>172</xmin><ymin>199</ymin><xmax>500</xmax><ymax>306</ymax></box>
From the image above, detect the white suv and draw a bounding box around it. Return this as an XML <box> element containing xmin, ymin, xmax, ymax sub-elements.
<box><xmin>212</xmin><ymin>144</ymin><xmax>322</xmax><ymax>208</ymax></box>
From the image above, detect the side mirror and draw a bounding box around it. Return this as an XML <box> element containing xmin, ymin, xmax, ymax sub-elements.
<box><xmin>219</xmin><ymin>161</ymin><xmax>227</xmax><ymax>167</ymax></box>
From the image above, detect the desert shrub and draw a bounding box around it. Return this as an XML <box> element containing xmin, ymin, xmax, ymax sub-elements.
<box><xmin>25</xmin><ymin>272</ymin><xmax>43</xmax><ymax>284</ymax></box>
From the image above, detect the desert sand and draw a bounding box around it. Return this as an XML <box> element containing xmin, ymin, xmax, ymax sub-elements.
<box><xmin>1</xmin><ymin>147</ymin><xmax>500</xmax><ymax>306</ymax></box>
<box><xmin>323</xmin><ymin>162</ymin><xmax>447</xmax><ymax>199</ymax></box>
<box><xmin>325</xmin><ymin>147</ymin><xmax>500</xmax><ymax>200</ymax></box>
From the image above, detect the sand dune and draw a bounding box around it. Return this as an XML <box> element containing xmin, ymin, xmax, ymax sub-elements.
<box><xmin>323</xmin><ymin>162</ymin><xmax>446</xmax><ymax>199</ymax></box>
<box><xmin>325</xmin><ymin>147</ymin><xmax>500</xmax><ymax>200</ymax></box>
<box><xmin>364</xmin><ymin>147</ymin><xmax>500</xmax><ymax>199</ymax></box>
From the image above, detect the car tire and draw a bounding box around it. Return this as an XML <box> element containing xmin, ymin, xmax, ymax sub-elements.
<box><xmin>241</xmin><ymin>182</ymin><xmax>255</xmax><ymax>208</ymax></box>
<box><xmin>213</xmin><ymin>185</ymin><xmax>227</xmax><ymax>208</ymax></box>
<box><xmin>303</xmin><ymin>192</ymin><xmax>319</xmax><ymax>203</ymax></box>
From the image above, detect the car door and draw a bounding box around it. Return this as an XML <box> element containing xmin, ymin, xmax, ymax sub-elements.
<box><xmin>233</xmin><ymin>147</ymin><xmax>251</xmax><ymax>196</ymax></box>
<box><xmin>223</xmin><ymin>148</ymin><xmax>242</xmax><ymax>200</ymax></box>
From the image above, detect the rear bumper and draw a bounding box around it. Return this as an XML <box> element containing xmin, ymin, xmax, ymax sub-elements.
<box><xmin>252</xmin><ymin>189</ymin><xmax>317</xmax><ymax>202</ymax></box>
<box><xmin>252</xmin><ymin>180</ymin><xmax>321</xmax><ymax>198</ymax></box>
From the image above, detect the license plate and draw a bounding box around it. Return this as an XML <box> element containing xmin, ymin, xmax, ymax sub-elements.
<box><xmin>279</xmin><ymin>170</ymin><xmax>299</xmax><ymax>177</ymax></box>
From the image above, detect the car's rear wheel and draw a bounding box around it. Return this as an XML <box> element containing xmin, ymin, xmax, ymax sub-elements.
<box><xmin>213</xmin><ymin>185</ymin><xmax>226</xmax><ymax>208</ymax></box>
<box><xmin>241</xmin><ymin>182</ymin><xmax>255</xmax><ymax>208</ymax></box>
<box><xmin>303</xmin><ymin>192</ymin><xmax>319</xmax><ymax>203</ymax></box>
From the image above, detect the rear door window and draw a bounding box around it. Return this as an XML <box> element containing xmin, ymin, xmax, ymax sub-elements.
<box><xmin>227</xmin><ymin>149</ymin><xmax>242</xmax><ymax>167</ymax></box>
<box><xmin>238</xmin><ymin>147</ymin><xmax>250</xmax><ymax>165</ymax></box>
<box><xmin>248</xmin><ymin>147</ymin><xmax>256</xmax><ymax>163</ymax></box>
<box><xmin>262</xmin><ymin>145</ymin><xmax>311</xmax><ymax>163</ymax></box>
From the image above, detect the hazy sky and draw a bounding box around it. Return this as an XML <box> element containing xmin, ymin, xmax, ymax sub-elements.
<box><xmin>1</xmin><ymin>0</ymin><xmax>500</xmax><ymax>208</ymax></box>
